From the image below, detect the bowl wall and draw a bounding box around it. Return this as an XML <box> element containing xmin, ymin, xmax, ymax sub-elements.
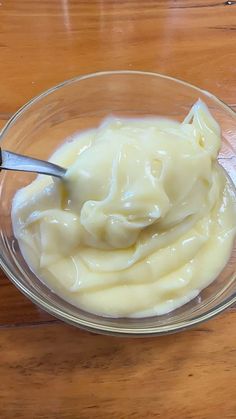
<box><xmin>0</xmin><ymin>71</ymin><xmax>235</xmax><ymax>335</ymax></box>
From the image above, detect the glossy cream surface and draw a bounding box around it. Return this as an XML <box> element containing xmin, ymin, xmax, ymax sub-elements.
<box><xmin>12</xmin><ymin>100</ymin><xmax>236</xmax><ymax>317</ymax></box>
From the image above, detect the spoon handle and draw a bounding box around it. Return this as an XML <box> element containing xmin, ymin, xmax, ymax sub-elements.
<box><xmin>0</xmin><ymin>147</ymin><xmax>66</xmax><ymax>179</ymax></box>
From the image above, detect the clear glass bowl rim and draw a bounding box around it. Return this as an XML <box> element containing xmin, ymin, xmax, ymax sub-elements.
<box><xmin>0</xmin><ymin>70</ymin><xmax>236</xmax><ymax>336</ymax></box>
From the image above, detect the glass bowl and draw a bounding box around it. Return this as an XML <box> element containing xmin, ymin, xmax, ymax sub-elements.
<box><xmin>0</xmin><ymin>71</ymin><xmax>235</xmax><ymax>336</ymax></box>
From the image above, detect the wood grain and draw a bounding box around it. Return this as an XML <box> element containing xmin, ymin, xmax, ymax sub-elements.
<box><xmin>0</xmin><ymin>1</ymin><xmax>236</xmax><ymax>418</ymax></box>
<box><xmin>1</xmin><ymin>313</ymin><xmax>236</xmax><ymax>419</ymax></box>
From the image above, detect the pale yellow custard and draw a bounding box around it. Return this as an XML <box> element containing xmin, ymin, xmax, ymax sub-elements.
<box><xmin>12</xmin><ymin>100</ymin><xmax>236</xmax><ymax>317</ymax></box>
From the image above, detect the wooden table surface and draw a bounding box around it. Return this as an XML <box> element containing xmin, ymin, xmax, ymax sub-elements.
<box><xmin>0</xmin><ymin>1</ymin><xmax>236</xmax><ymax>418</ymax></box>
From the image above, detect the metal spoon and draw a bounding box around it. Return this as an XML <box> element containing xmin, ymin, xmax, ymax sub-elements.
<box><xmin>0</xmin><ymin>148</ymin><xmax>66</xmax><ymax>179</ymax></box>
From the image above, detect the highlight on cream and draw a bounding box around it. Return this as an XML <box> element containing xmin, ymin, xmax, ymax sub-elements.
<box><xmin>12</xmin><ymin>100</ymin><xmax>236</xmax><ymax>318</ymax></box>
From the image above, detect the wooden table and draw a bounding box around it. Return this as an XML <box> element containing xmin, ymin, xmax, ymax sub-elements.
<box><xmin>0</xmin><ymin>1</ymin><xmax>236</xmax><ymax>418</ymax></box>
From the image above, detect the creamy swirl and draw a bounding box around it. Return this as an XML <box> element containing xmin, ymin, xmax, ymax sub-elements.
<box><xmin>12</xmin><ymin>100</ymin><xmax>236</xmax><ymax>317</ymax></box>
